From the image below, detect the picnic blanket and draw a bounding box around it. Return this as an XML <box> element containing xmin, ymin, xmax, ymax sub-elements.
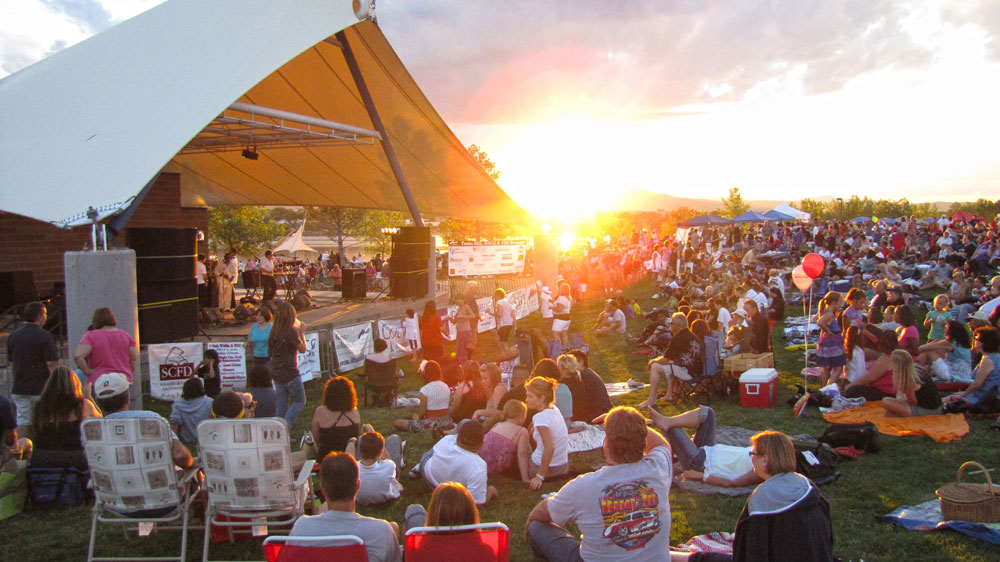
<box><xmin>605</xmin><ymin>381</ymin><xmax>647</xmax><ymax>397</ymax></box>
<box><xmin>670</xmin><ymin>532</ymin><xmax>735</xmax><ymax>554</ymax></box>
<box><xmin>882</xmin><ymin>499</ymin><xmax>1000</xmax><ymax>545</ymax></box>
<box><xmin>822</xmin><ymin>402</ymin><xmax>969</xmax><ymax>443</ymax></box>
<box><xmin>567</xmin><ymin>423</ymin><xmax>606</xmax><ymax>453</ymax></box>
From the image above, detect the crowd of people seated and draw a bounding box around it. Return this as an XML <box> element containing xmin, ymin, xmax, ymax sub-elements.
<box><xmin>5</xmin><ymin>210</ymin><xmax>1000</xmax><ymax>561</ymax></box>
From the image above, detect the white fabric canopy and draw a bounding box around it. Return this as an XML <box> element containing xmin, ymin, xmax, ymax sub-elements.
<box><xmin>771</xmin><ymin>203</ymin><xmax>811</xmax><ymax>222</ymax></box>
<box><xmin>0</xmin><ymin>0</ymin><xmax>527</xmax><ymax>227</ymax></box>
<box><xmin>272</xmin><ymin>221</ymin><xmax>319</xmax><ymax>259</ymax></box>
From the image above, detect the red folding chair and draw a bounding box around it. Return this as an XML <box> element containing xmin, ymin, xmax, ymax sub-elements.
<box><xmin>262</xmin><ymin>535</ymin><xmax>368</xmax><ymax>562</ymax></box>
<box><xmin>404</xmin><ymin>522</ymin><xmax>509</xmax><ymax>562</ymax></box>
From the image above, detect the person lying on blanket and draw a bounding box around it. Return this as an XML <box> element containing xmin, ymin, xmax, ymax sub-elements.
<box><xmin>647</xmin><ymin>406</ymin><xmax>761</xmax><ymax>488</ymax></box>
<box><xmin>670</xmin><ymin>431</ymin><xmax>836</xmax><ymax>562</ymax></box>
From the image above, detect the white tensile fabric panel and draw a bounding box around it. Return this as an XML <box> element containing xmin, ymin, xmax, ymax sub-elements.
<box><xmin>0</xmin><ymin>0</ymin><xmax>359</xmax><ymax>224</ymax></box>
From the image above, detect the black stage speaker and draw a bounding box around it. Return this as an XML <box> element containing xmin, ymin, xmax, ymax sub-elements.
<box><xmin>127</xmin><ymin>228</ymin><xmax>198</xmax><ymax>343</ymax></box>
<box><xmin>341</xmin><ymin>269</ymin><xmax>367</xmax><ymax>299</ymax></box>
<box><xmin>391</xmin><ymin>226</ymin><xmax>431</xmax><ymax>299</ymax></box>
<box><xmin>0</xmin><ymin>271</ymin><xmax>39</xmax><ymax>310</ymax></box>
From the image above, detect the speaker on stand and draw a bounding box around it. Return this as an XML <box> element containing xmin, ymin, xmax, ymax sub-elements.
<box><xmin>341</xmin><ymin>269</ymin><xmax>367</xmax><ymax>300</ymax></box>
<box><xmin>390</xmin><ymin>227</ymin><xmax>431</xmax><ymax>299</ymax></box>
<box><xmin>127</xmin><ymin>228</ymin><xmax>199</xmax><ymax>343</ymax></box>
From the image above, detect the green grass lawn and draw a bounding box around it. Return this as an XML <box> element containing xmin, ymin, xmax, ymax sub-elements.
<box><xmin>2</xmin><ymin>279</ymin><xmax>998</xmax><ymax>561</ymax></box>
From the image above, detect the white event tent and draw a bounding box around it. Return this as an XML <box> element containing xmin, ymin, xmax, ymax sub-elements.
<box><xmin>0</xmin><ymin>0</ymin><xmax>527</xmax><ymax>229</ymax></box>
<box><xmin>272</xmin><ymin>221</ymin><xmax>320</xmax><ymax>259</ymax></box>
<box><xmin>770</xmin><ymin>203</ymin><xmax>811</xmax><ymax>222</ymax></box>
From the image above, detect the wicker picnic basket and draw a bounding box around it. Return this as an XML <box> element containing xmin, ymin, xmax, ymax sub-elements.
<box><xmin>936</xmin><ymin>461</ymin><xmax>1000</xmax><ymax>523</ymax></box>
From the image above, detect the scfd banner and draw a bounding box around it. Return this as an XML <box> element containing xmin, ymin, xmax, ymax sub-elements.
<box><xmin>448</xmin><ymin>241</ymin><xmax>527</xmax><ymax>276</ymax></box>
<box><xmin>333</xmin><ymin>323</ymin><xmax>375</xmax><ymax>373</ymax></box>
<box><xmin>297</xmin><ymin>332</ymin><xmax>322</xmax><ymax>382</ymax></box>
<box><xmin>376</xmin><ymin>318</ymin><xmax>416</xmax><ymax>359</ymax></box>
<box><xmin>148</xmin><ymin>342</ymin><xmax>203</xmax><ymax>400</ymax></box>
<box><xmin>205</xmin><ymin>341</ymin><xmax>247</xmax><ymax>391</ymax></box>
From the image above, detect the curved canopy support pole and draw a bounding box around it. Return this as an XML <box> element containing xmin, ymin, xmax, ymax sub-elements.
<box><xmin>336</xmin><ymin>30</ymin><xmax>424</xmax><ymax>227</ymax></box>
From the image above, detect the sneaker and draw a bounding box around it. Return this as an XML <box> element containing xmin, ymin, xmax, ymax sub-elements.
<box><xmin>626</xmin><ymin>378</ymin><xmax>645</xmax><ymax>388</ymax></box>
<box><xmin>408</xmin><ymin>469</ymin><xmax>421</xmax><ymax>480</ymax></box>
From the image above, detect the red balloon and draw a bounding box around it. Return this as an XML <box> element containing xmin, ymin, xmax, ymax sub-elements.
<box><xmin>802</xmin><ymin>253</ymin><xmax>825</xmax><ymax>279</ymax></box>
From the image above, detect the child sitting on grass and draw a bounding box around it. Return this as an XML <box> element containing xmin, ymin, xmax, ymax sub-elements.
<box><xmin>353</xmin><ymin>431</ymin><xmax>403</xmax><ymax>506</ymax></box>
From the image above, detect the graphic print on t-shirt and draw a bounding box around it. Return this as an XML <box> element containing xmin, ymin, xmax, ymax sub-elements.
<box><xmin>599</xmin><ymin>480</ymin><xmax>662</xmax><ymax>550</ymax></box>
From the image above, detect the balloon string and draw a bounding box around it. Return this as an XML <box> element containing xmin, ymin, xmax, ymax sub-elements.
<box><xmin>804</xmin><ymin>284</ymin><xmax>813</xmax><ymax>392</ymax></box>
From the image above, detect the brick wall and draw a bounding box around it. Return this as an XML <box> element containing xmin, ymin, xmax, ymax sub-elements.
<box><xmin>0</xmin><ymin>173</ymin><xmax>208</xmax><ymax>298</ymax></box>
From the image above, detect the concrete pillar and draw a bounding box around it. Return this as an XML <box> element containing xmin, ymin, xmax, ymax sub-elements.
<box><xmin>64</xmin><ymin>250</ymin><xmax>142</xmax><ymax>409</ymax></box>
<box><xmin>533</xmin><ymin>235</ymin><xmax>559</xmax><ymax>289</ymax></box>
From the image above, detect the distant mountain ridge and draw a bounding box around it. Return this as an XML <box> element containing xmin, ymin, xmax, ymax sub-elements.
<box><xmin>610</xmin><ymin>189</ymin><xmax>949</xmax><ymax>214</ymax></box>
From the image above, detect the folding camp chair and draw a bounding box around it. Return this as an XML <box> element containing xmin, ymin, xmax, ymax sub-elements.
<box><xmin>680</xmin><ymin>336</ymin><xmax>722</xmax><ymax>405</ymax></box>
<box><xmin>404</xmin><ymin>522</ymin><xmax>510</xmax><ymax>562</ymax></box>
<box><xmin>262</xmin><ymin>535</ymin><xmax>368</xmax><ymax>562</ymax></box>
<box><xmin>81</xmin><ymin>416</ymin><xmax>200</xmax><ymax>562</ymax></box>
<box><xmin>360</xmin><ymin>358</ymin><xmax>397</xmax><ymax>407</ymax></box>
<box><xmin>198</xmin><ymin>418</ymin><xmax>315</xmax><ymax>562</ymax></box>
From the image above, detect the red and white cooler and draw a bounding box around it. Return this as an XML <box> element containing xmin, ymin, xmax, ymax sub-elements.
<box><xmin>739</xmin><ymin>368</ymin><xmax>779</xmax><ymax>408</ymax></box>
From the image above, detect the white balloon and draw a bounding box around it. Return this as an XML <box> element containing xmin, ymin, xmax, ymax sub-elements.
<box><xmin>792</xmin><ymin>265</ymin><xmax>813</xmax><ymax>291</ymax></box>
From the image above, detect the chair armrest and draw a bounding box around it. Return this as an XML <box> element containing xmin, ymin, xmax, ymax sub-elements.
<box><xmin>176</xmin><ymin>465</ymin><xmax>201</xmax><ymax>488</ymax></box>
<box><xmin>294</xmin><ymin>460</ymin><xmax>316</xmax><ymax>490</ymax></box>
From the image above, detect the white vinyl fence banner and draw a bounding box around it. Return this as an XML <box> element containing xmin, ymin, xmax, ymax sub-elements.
<box><xmin>376</xmin><ymin>318</ymin><xmax>416</xmax><ymax>360</ymax></box>
<box><xmin>297</xmin><ymin>332</ymin><xmax>322</xmax><ymax>382</ymax></box>
<box><xmin>206</xmin><ymin>341</ymin><xmax>247</xmax><ymax>391</ymax></box>
<box><xmin>148</xmin><ymin>342</ymin><xmax>203</xmax><ymax>400</ymax></box>
<box><xmin>333</xmin><ymin>323</ymin><xmax>375</xmax><ymax>373</ymax></box>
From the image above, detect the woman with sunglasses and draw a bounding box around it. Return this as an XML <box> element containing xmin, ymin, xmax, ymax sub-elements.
<box><xmin>671</xmin><ymin>431</ymin><xmax>835</xmax><ymax>562</ymax></box>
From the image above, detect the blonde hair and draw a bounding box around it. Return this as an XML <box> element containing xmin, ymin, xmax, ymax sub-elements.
<box><xmin>525</xmin><ymin>376</ymin><xmax>557</xmax><ymax>406</ymax></box>
<box><xmin>891</xmin><ymin>349</ymin><xmax>919</xmax><ymax>395</ymax></box>
<box><xmin>556</xmin><ymin>354</ymin><xmax>579</xmax><ymax>374</ymax></box>
<box><xmin>502</xmin><ymin>400</ymin><xmax>526</xmax><ymax>422</ymax></box>
<box><xmin>818</xmin><ymin>291</ymin><xmax>842</xmax><ymax>316</ymax></box>
<box><xmin>933</xmin><ymin>294</ymin><xmax>950</xmax><ymax>311</ymax></box>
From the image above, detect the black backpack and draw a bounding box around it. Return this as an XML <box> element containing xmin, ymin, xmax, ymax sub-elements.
<box><xmin>818</xmin><ymin>421</ymin><xmax>882</xmax><ymax>453</ymax></box>
<box><xmin>794</xmin><ymin>442</ymin><xmax>841</xmax><ymax>485</ymax></box>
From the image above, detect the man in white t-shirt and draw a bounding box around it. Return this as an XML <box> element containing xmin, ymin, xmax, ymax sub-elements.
<box><xmin>595</xmin><ymin>299</ymin><xmax>627</xmax><ymax>335</ymax></box>
<box><xmin>526</xmin><ymin>406</ymin><xmax>673</xmax><ymax>561</ymax></box>
<box><xmin>417</xmin><ymin>420</ymin><xmax>497</xmax><ymax>505</ymax></box>
<box><xmin>196</xmin><ymin>254</ymin><xmax>209</xmax><ymax>307</ymax></box>
<box><xmin>259</xmin><ymin>250</ymin><xmax>277</xmax><ymax>302</ymax></box>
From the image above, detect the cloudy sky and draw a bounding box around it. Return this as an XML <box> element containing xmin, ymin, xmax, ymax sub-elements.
<box><xmin>3</xmin><ymin>0</ymin><xmax>999</xmax><ymax>216</ymax></box>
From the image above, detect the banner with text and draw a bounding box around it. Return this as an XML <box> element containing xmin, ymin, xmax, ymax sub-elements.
<box><xmin>376</xmin><ymin>318</ymin><xmax>417</xmax><ymax>359</ymax></box>
<box><xmin>297</xmin><ymin>332</ymin><xmax>322</xmax><ymax>382</ymax></box>
<box><xmin>448</xmin><ymin>241</ymin><xmax>528</xmax><ymax>276</ymax></box>
<box><xmin>333</xmin><ymin>323</ymin><xmax>375</xmax><ymax>373</ymax></box>
<box><xmin>206</xmin><ymin>341</ymin><xmax>247</xmax><ymax>391</ymax></box>
<box><xmin>148</xmin><ymin>342</ymin><xmax>204</xmax><ymax>400</ymax></box>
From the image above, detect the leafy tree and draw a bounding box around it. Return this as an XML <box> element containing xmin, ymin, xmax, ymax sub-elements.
<box><xmin>436</xmin><ymin>217</ymin><xmax>525</xmax><ymax>244</ymax></box>
<box><xmin>797</xmin><ymin>198</ymin><xmax>828</xmax><ymax>221</ymax></box>
<box><xmin>208</xmin><ymin>206</ymin><xmax>285</xmax><ymax>257</ymax></box>
<box><xmin>950</xmin><ymin>198</ymin><xmax>1000</xmax><ymax>220</ymax></box>
<box><xmin>720</xmin><ymin>187</ymin><xmax>750</xmax><ymax>218</ymax></box>
<box><xmin>304</xmin><ymin>206</ymin><xmax>366</xmax><ymax>266</ymax></box>
<box><xmin>268</xmin><ymin>206</ymin><xmax>305</xmax><ymax>226</ymax></box>
<box><xmin>467</xmin><ymin>144</ymin><xmax>502</xmax><ymax>180</ymax></box>
<box><xmin>661</xmin><ymin>206</ymin><xmax>699</xmax><ymax>237</ymax></box>
<box><xmin>356</xmin><ymin>209</ymin><xmax>407</xmax><ymax>256</ymax></box>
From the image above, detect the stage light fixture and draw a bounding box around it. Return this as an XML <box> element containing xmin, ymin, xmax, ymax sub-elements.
<box><xmin>241</xmin><ymin>146</ymin><xmax>259</xmax><ymax>160</ymax></box>
<box><xmin>380</xmin><ymin>226</ymin><xmax>399</xmax><ymax>235</ymax></box>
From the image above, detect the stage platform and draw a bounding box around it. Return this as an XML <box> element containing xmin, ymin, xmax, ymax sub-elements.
<box><xmin>200</xmin><ymin>287</ymin><xmax>451</xmax><ymax>341</ymax></box>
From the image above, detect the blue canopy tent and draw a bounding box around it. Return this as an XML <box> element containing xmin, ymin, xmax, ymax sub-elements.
<box><xmin>678</xmin><ymin>214</ymin><xmax>733</xmax><ymax>227</ymax></box>
<box><xmin>850</xmin><ymin>216</ymin><xmax>873</xmax><ymax>224</ymax></box>
<box><xmin>879</xmin><ymin>217</ymin><xmax>898</xmax><ymax>225</ymax></box>
<box><xmin>762</xmin><ymin>210</ymin><xmax>795</xmax><ymax>221</ymax></box>
<box><xmin>732</xmin><ymin>210</ymin><xmax>771</xmax><ymax>223</ymax></box>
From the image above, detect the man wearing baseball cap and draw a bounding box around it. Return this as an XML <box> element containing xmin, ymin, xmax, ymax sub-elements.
<box><xmin>92</xmin><ymin>372</ymin><xmax>194</xmax><ymax>470</ymax></box>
